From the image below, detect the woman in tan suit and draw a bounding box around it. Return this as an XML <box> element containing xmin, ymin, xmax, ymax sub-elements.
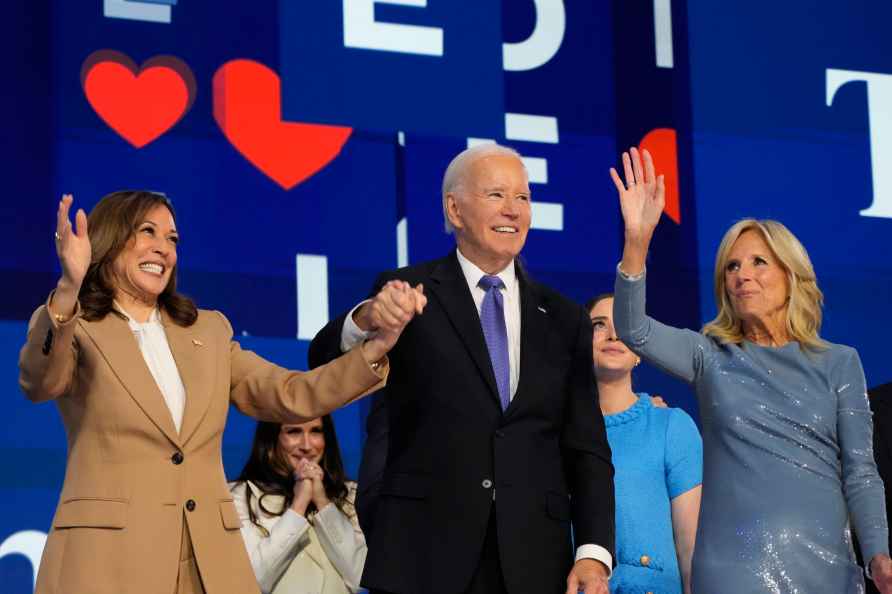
<box><xmin>230</xmin><ymin>416</ymin><xmax>365</xmax><ymax>594</ymax></box>
<box><xmin>18</xmin><ymin>191</ymin><xmax>426</xmax><ymax>594</ymax></box>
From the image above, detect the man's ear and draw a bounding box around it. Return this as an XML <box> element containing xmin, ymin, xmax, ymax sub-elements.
<box><xmin>445</xmin><ymin>193</ymin><xmax>463</xmax><ymax>231</ymax></box>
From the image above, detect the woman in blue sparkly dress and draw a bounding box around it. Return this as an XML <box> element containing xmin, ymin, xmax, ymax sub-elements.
<box><xmin>607</xmin><ymin>147</ymin><xmax>892</xmax><ymax>593</ymax></box>
<box><xmin>587</xmin><ymin>293</ymin><xmax>702</xmax><ymax>593</ymax></box>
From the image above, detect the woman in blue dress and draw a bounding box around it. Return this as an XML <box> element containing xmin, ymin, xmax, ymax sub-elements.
<box><xmin>587</xmin><ymin>293</ymin><xmax>702</xmax><ymax>594</ymax></box>
<box><xmin>607</xmin><ymin>147</ymin><xmax>892</xmax><ymax>593</ymax></box>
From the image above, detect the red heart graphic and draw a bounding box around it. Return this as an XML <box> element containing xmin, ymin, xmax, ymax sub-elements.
<box><xmin>212</xmin><ymin>60</ymin><xmax>352</xmax><ymax>190</ymax></box>
<box><xmin>82</xmin><ymin>51</ymin><xmax>196</xmax><ymax>148</ymax></box>
<box><xmin>640</xmin><ymin>127</ymin><xmax>681</xmax><ymax>224</ymax></box>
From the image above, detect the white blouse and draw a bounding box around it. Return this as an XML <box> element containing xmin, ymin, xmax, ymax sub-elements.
<box><xmin>116</xmin><ymin>302</ymin><xmax>187</xmax><ymax>432</ymax></box>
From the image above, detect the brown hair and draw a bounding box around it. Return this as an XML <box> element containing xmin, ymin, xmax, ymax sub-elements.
<box><xmin>234</xmin><ymin>417</ymin><xmax>352</xmax><ymax>534</ymax></box>
<box><xmin>702</xmin><ymin>219</ymin><xmax>827</xmax><ymax>350</ymax></box>
<box><xmin>79</xmin><ymin>190</ymin><xmax>197</xmax><ymax>326</ymax></box>
<box><xmin>584</xmin><ymin>293</ymin><xmax>614</xmax><ymax>314</ymax></box>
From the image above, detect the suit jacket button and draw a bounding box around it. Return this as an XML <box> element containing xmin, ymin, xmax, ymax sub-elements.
<box><xmin>171</xmin><ymin>452</ymin><xmax>184</xmax><ymax>465</ymax></box>
<box><xmin>640</xmin><ymin>555</ymin><xmax>650</xmax><ymax>567</ymax></box>
<box><xmin>482</xmin><ymin>479</ymin><xmax>493</xmax><ymax>489</ymax></box>
<box><xmin>185</xmin><ymin>499</ymin><xmax>196</xmax><ymax>511</ymax></box>
<box><xmin>495</xmin><ymin>430</ymin><xmax>505</xmax><ymax>438</ymax></box>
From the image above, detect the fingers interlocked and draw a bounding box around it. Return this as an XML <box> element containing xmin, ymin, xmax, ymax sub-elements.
<box><xmin>294</xmin><ymin>459</ymin><xmax>324</xmax><ymax>481</ymax></box>
<box><xmin>368</xmin><ymin>281</ymin><xmax>427</xmax><ymax>333</ymax></box>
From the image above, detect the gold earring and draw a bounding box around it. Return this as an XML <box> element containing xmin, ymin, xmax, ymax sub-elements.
<box><xmin>634</xmin><ymin>358</ymin><xmax>641</xmax><ymax>367</ymax></box>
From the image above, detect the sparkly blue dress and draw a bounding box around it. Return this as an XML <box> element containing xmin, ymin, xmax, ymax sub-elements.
<box><xmin>614</xmin><ymin>271</ymin><xmax>889</xmax><ymax>594</ymax></box>
<box><xmin>605</xmin><ymin>393</ymin><xmax>702</xmax><ymax>594</ymax></box>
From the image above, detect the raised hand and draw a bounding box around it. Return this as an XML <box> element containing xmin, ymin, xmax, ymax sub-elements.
<box><xmin>609</xmin><ymin>148</ymin><xmax>665</xmax><ymax>276</ymax></box>
<box><xmin>609</xmin><ymin>147</ymin><xmax>665</xmax><ymax>242</ymax></box>
<box><xmin>359</xmin><ymin>281</ymin><xmax>427</xmax><ymax>363</ymax></box>
<box><xmin>55</xmin><ymin>194</ymin><xmax>91</xmax><ymax>290</ymax></box>
<box><xmin>49</xmin><ymin>194</ymin><xmax>91</xmax><ymax>321</ymax></box>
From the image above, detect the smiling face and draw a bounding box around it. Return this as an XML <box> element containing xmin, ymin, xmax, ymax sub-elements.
<box><xmin>723</xmin><ymin>230</ymin><xmax>790</xmax><ymax>334</ymax></box>
<box><xmin>111</xmin><ymin>204</ymin><xmax>178</xmax><ymax>304</ymax></box>
<box><xmin>276</xmin><ymin>418</ymin><xmax>326</xmax><ymax>471</ymax></box>
<box><xmin>445</xmin><ymin>153</ymin><xmax>531</xmax><ymax>274</ymax></box>
<box><xmin>589</xmin><ymin>297</ymin><xmax>638</xmax><ymax>379</ymax></box>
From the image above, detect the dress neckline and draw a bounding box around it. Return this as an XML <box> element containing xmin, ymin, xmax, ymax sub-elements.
<box><xmin>743</xmin><ymin>339</ymin><xmax>799</xmax><ymax>352</ymax></box>
<box><xmin>604</xmin><ymin>393</ymin><xmax>651</xmax><ymax>427</ymax></box>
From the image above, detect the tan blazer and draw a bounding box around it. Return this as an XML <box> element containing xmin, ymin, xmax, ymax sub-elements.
<box><xmin>18</xmin><ymin>299</ymin><xmax>387</xmax><ymax>594</ymax></box>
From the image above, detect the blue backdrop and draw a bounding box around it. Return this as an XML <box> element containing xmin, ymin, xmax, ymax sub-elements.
<box><xmin>2</xmin><ymin>1</ymin><xmax>890</xmax><ymax>591</ymax></box>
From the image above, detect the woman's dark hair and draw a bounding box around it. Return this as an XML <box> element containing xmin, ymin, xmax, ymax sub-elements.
<box><xmin>584</xmin><ymin>292</ymin><xmax>614</xmax><ymax>314</ymax></box>
<box><xmin>79</xmin><ymin>190</ymin><xmax>197</xmax><ymax>326</ymax></box>
<box><xmin>235</xmin><ymin>416</ymin><xmax>351</xmax><ymax>533</ymax></box>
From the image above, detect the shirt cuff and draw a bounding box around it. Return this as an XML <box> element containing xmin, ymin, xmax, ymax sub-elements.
<box><xmin>279</xmin><ymin>508</ymin><xmax>310</xmax><ymax>533</ymax></box>
<box><xmin>616</xmin><ymin>261</ymin><xmax>646</xmax><ymax>282</ymax></box>
<box><xmin>340</xmin><ymin>299</ymin><xmax>375</xmax><ymax>353</ymax></box>
<box><xmin>313</xmin><ymin>502</ymin><xmax>347</xmax><ymax>542</ymax></box>
<box><xmin>575</xmin><ymin>544</ymin><xmax>613</xmax><ymax>578</ymax></box>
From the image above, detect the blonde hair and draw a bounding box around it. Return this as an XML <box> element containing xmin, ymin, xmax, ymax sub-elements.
<box><xmin>441</xmin><ymin>143</ymin><xmax>524</xmax><ymax>233</ymax></box>
<box><xmin>702</xmin><ymin>219</ymin><xmax>827</xmax><ymax>350</ymax></box>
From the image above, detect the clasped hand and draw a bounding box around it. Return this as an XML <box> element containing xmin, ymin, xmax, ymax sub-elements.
<box><xmin>356</xmin><ymin>280</ymin><xmax>427</xmax><ymax>361</ymax></box>
<box><xmin>291</xmin><ymin>458</ymin><xmax>329</xmax><ymax>517</ymax></box>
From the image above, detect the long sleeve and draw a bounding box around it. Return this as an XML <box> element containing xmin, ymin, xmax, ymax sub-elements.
<box><xmin>308</xmin><ymin>271</ymin><xmax>391</xmax><ymax>369</ymax></box>
<box><xmin>563</xmin><ymin>305</ymin><xmax>615</xmax><ymax>566</ymax></box>
<box><xmin>222</xmin><ymin>312</ymin><xmax>388</xmax><ymax>423</ymax></box>
<box><xmin>231</xmin><ymin>482</ymin><xmax>312</xmax><ymax>594</ymax></box>
<box><xmin>313</xmin><ymin>489</ymin><xmax>367</xmax><ymax>593</ymax></box>
<box><xmin>835</xmin><ymin>347</ymin><xmax>889</xmax><ymax>564</ymax></box>
<box><xmin>613</xmin><ymin>269</ymin><xmax>710</xmax><ymax>384</ymax></box>
<box><xmin>19</xmin><ymin>296</ymin><xmax>82</xmax><ymax>402</ymax></box>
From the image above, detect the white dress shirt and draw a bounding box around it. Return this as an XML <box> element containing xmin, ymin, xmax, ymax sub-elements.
<box><xmin>116</xmin><ymin>302</ymin><xmax>186</xmax><ymax>433</ymax></box>
<box><xmin>341</xmin><ymin>250</ymin><xmax>520</xmax><ymax>402</ymax></box>
<box><xmin>338</xmin><ymin>250</ymin><xmax>613</xmax><ymax>573</ymax></box>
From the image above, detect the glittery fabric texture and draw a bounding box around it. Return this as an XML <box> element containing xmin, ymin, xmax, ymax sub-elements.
<box><xmin>614</xmin><ymin>272</ymin><xmax>888</xmax><ymax>594</ymax></box>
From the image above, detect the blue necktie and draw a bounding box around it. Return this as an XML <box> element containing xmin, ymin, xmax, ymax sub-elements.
<box><xmin>479</xmin><ymin>275</ymin><xmax>510</xmax><ymax>411</ymax></box>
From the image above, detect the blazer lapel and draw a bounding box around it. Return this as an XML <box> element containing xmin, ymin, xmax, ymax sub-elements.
<box><xmin>505</xmin><ymin>268</ymin><xmax>548</xmax><ymax>419</ymax></box>
<box><xmin>427</xmin><ymin>253</ymin><xmax>501</xmax><ymax>408</ymax></box>
<box><xmin>79</xmin><ymin>313</ymin><xmax>181</xmax><ymax>447</ymax></box>
<box><xmin>162</xmin><ymin>311</ymin><xmax>216</xmax><ymax>446</ymax></box>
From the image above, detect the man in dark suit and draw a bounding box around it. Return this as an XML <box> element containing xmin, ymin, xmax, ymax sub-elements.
<box><xmin>866</xmin><ymin>382</ymin><xmax>892</xmax><ymax>594</ymax></box>
<box><xmin>309</xmin><ymin>144</ymin><xmax>614</xmax><ymax>594</ymax></box>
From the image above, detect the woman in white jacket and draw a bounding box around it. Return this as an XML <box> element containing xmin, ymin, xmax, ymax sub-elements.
<box><xmin>230</xmin><ymin>416</ymin><xmax>366</xmax><ymax>594</ymax></box>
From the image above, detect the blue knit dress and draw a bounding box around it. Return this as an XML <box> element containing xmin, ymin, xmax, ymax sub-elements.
<box><xmin>605</xmin><ymin>393</ymin><xmax>703</xmax><ymax>594</ymax></box>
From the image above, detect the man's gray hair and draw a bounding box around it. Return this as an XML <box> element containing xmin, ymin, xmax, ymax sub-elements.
<box><xmin>441</xmin><ymin>143</ymin><xmax>524</xmax><ymax>233</ymax></box>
